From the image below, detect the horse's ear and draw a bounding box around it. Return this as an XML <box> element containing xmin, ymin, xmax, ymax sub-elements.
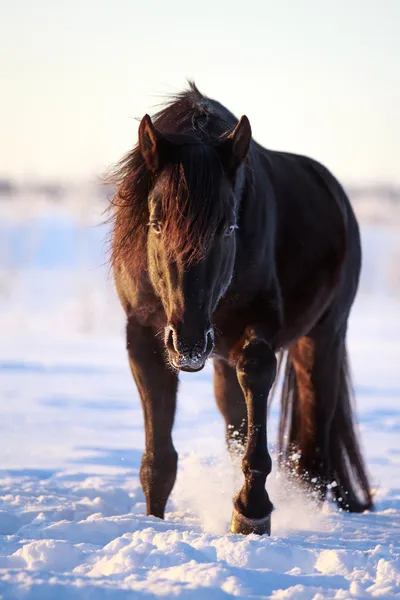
<box><xmin>218</xmin><ymin>115</ymin><xmax>252</xmax><ymax>177</ymax></box>
<box><xmin>138</xmin><ymin>114</ymin><xmax>163</xmax><ymax>173</ymax></box>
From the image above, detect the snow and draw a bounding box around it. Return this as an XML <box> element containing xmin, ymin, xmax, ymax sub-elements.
<box><xmin>0</xmin><ymin>202</ymin><xmax>399</xmax><ymax>598</ymax></box>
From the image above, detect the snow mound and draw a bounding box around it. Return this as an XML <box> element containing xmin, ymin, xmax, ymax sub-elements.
<box><xmin>0</xmin><ymin>469</ymin><xmax>397</xmax><ymax>599</ymax></box>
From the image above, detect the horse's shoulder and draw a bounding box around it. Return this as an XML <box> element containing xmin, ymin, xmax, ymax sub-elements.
<box><xmin>114</xmin><ymin>263</ymin><xmax>164</xmax><ymax>327</ymax></box>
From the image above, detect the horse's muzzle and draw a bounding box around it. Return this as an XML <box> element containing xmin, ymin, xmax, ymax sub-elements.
<box><xmin>165</xmin><ymin>325</ymin><xmax>214</xmax><ymax>372</ymax></box>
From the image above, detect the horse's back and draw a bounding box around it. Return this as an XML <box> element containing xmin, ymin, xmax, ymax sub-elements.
<box><xmin>260</xmin><ymin>147</ymin><xmax>353</xmax><ymax>237</ymax></box>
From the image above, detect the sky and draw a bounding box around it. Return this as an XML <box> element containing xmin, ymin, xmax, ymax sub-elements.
<box><xmin>1</xmin><ymin>0</ymin><xmax>399</xmax><ymax>184</ymax></box>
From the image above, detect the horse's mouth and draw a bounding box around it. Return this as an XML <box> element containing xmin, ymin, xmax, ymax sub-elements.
<box><xmin>179</xmin><ymin>363</ymin><xmax>205</xmax><ymax>373</ymax></box>
<box><xmin>171</xmin><ymin>359</ymin><xmax>206</xmax><ymax>373</ymax></box>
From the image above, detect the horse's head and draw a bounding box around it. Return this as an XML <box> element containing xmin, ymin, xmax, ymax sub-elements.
<box><xmin>138</xmin><ymin>113</ymin><xmax>251</xmax><ymax>372</ymax></box>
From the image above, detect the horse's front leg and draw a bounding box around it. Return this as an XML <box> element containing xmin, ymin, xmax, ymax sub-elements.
<box><xmin>127</xmin><ymin>317</ymin><xmax>178</xmax><ymax>519</ymax></box>
<box><xmin>230</xmin><ymin>330</ymin><xmax>277</xmax><ymax>535</ymax></box>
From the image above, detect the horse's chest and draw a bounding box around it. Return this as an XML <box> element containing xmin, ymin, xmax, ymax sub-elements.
<box><xmin>212</xmin><ymin>294</ymin><xmax>279</xmax><ymax>360</ymax></box>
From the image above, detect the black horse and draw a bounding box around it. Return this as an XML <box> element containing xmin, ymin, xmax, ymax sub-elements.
<box><xmin>109</xmin><ymin>82</ymin><xmax>372</xmax><ymax>535</ymax></box>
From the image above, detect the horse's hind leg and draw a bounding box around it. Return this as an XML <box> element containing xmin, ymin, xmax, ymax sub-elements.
<box><xmin>287</xmin><ymin>328</ymin><xmax>342</xmax><ymax>499</ymax></box>
<box><xmin>214</xmin><ymin>359</ymin><xmax>247</xmax><ymax>454</ymax></box>
<box><xmin>127</xmin><ymin>317</ymin><xmax>178</xmax><ymax>519</ymax></box>
<box><xmin>282</xmin><ymin>323</ymin><xmax>372</xmax><ymax>511</ymax></box>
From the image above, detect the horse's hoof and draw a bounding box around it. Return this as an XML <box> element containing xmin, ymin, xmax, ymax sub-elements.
<box><xmin>229</xmin><ymin>508</ymin><xmax>271</xmax><ymax>535</ymax></box>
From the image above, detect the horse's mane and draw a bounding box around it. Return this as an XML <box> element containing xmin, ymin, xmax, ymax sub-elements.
<box><xmin>107</xmin><ymin>82</ymin><xmax>236</xmax><ymax>271</ymax></box>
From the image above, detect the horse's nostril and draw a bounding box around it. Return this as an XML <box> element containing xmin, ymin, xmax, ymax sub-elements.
<box><xmin>166</xmin><ymin>326</ymin><xmax>176</xmax><ymax>353</ymax></box>
<box><xmin>205</xmin><ymin>328</ymin><xmax>214</xmax><ymax>354</ymax></box>
<box><xmin>166</xmin><ymin>324</ymin><xmax>213</xmax><ymax>362</ymax></box>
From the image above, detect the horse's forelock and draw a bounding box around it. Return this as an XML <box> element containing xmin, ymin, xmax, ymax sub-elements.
<box><xmin>159</xmin><ymin>144</ymin><xmax>229</xmax><ymax>264</ymax></box>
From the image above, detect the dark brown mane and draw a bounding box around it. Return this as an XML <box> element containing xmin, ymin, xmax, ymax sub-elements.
<box><xmin>108</xmin><ymin>82</ymin><xmax>234</xmax><ymax>271</ymax></box>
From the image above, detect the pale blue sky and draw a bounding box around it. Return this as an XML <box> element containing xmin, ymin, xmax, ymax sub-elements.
<box><xmin>1</xmin><ymin>0</ymin><xmax>399</xmax><ymax>183</ymax></box>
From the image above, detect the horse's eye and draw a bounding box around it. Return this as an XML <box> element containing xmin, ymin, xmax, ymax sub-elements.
<box><xmin>225</xmin><ymin>224</ymin><xmax>237</xmax><ymax>237</ymax></box>
<box><xmin>150</xmin><ymin>220</ymin><xmax>162</xmax><ymax>234</ymax></box>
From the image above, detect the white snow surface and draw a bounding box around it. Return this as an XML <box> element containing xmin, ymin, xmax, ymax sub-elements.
<box><xmin>0</xmin><ymin>205</ymin><xmax>398</xmax><ymax>599</ymax></box>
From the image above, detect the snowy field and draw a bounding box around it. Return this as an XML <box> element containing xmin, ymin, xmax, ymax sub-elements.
<box><xmin>0</xmin><ymin>198</ymin><xmax>399</xmax><ymax>599</ymax></box>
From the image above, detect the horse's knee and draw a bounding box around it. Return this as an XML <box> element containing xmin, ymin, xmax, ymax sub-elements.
<box><xmin>237</xmin><ymin>340</ymin><xmax>276</xmax><ymax>387</ymax></box>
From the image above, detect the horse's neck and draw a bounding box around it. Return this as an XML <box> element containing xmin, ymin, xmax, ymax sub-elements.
<box><xmin>234</xmin><ymin>165</ymin><xmax>277</xmax><ymax>287</ymax></box>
